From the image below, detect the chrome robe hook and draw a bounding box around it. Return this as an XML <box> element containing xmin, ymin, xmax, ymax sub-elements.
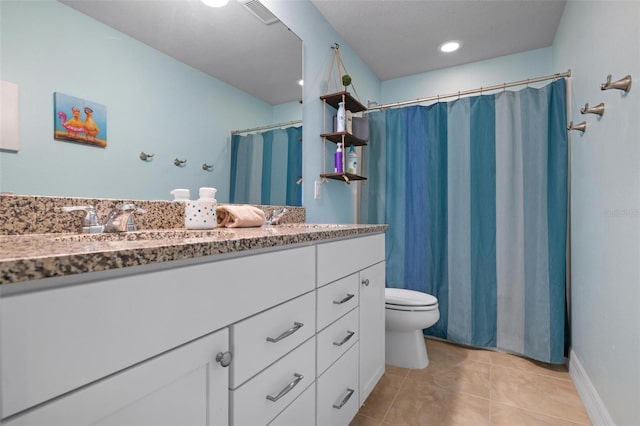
<box><xmin>202</xmin><ymin>163</ymin><xmax>214</xmax><ymax>171</ymax></box>
<box><xmin>174</xmin><ymin>158</ymin><xmax>187</xmax><ymax>167</ymax></box>
<box><xmin>139</xmin><ymin>152</ymin><xmax>154</xmax><ymax>161</ymax></box>
<box><xmin>580</xmin><ymin>102</ymin><xmax>605</xmax><ymax>117</ymax></box>
<box><xmin>568</xmin><ymin>121</ymin><xmax>587</xmax><ymax>133</ymax></box>
<box><xmin>600</xmin><ymin>74</ymin><xmax>632</xmax><ymax>92</ymax></box>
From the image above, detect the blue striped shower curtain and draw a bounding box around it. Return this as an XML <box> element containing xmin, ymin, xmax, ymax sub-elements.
<box><xmin>230</xmin><ymin>126</ymin><xmax>302</xmax><ymax>206</ymax></box>
<box><xmin>360</xmin><ymin>79</ymin><xmax>567</xmax><ymax>363</ymax></box>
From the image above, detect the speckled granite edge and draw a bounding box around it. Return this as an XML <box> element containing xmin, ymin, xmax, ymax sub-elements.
<box><xmin>0</xmin><ymin>194</ymin><xmax>305</xmax><ymax>235</ymax></box>
<box><xmin>0</xmin><ymin>225</ymin><xmax>387</xmax><ymax>285</ymax></box>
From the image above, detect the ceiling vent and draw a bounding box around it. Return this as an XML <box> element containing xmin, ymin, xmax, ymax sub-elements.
<box><xmin>239</xmin><ymin>0</ymin><xmax>279</xmax><ymax>25</ymax></box>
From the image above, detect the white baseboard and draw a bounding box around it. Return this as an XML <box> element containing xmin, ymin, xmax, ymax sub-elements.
<box><xmin>569</xmin><ymin>348</ymin><xmax>616</xmax><ymax>426</ymax></box>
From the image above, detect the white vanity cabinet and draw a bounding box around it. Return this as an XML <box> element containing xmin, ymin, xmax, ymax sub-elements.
<box><xmin>316</xmin><ymin>233</ymin><xmax>386</xmax><ymax>420</ymax></box>
<box><xmin>3</xmin><ymin>329</ymin><xmax>230</xmax><ymax>426</ymax></box>
<box><xmin>358</xmin><ymin>261</ymin><xmax>386</xmax><ymax>404</ymax></box>
<box><xmin>1</xmin><ymin>245</ymin><xmax>315</xmax><ymax>424</ymax></box>
<box><xmin>1</xmin><ymin>231</ymin><xmax>385</xmax><ymax>426</ymax></box>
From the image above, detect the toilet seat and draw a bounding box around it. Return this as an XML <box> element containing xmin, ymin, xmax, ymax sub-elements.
<box><xmin>385</xmin><ymin>288</ymin><xmax>438</xmax><ymax>312</ymax></box>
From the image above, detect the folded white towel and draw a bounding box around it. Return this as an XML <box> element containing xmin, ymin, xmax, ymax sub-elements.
<box><xmin>216</xmin><ymin>205</ymin><xmax>265</xmax><ymax>228</ymax></box>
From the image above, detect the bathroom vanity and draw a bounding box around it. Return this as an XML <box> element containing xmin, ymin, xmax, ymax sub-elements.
<box><xmin>0</xmin><ymin>222</ymin><xmax>386</xmax><ymax>425</ymax></box>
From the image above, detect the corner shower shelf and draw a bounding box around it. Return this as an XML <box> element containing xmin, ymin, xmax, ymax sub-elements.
<box><xmin>320</xmin><ymin>91</ymin><xmax>367</xmax><ymax>113</ymax></box>
<box><xmin>320</xmin><ymin>91</ymin><xmax>368</xmax><ymax>183</ymax></box>
<box><xmin>319</xmin><ymin>131</ymin><xmax>368</xmax><ymax>147</ymax></box>
<box><xmin>320</xmin><ymin>172</ymin><xmax>367</xmax><ymax>183</ymax></box>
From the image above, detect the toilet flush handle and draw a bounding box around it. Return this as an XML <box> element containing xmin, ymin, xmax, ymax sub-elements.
<box><xmin>361</xmin><ymin>279</ymin><xmax>370</xmax><ymax>286</ymax></box>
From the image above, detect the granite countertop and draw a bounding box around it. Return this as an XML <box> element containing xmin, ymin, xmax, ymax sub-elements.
<box><xmin>0</xmin><ymin>224</ymin><xmax>388</xmax><ymax>285</ymax></box>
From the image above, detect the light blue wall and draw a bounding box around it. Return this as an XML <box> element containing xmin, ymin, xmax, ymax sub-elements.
<box><xmin>0</xmin><ymin>0</ymin><xmax>284</xmax><ymax>202</ymax></box>
<box><xmin>553</xmin><ymin>2</ymin><xmax>640</xmax><ymax>425</ymax></box>
<box><xmin>380</xmin><ymin>47</ymin><xmax>553</xmax><ymax>104</ymax></box>
<box><xmin>263</xmin><ymin>0</ymin><xmax>381</xmax><ymax>223</ymax></box>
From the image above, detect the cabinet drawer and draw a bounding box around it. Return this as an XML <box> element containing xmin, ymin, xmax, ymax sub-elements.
<box><xmin>317</xmin><ymin>307</ymin><xmax>359</xmax><ymax>377</ymax></box>
<box><xmin>268</xmin><ymin>381</ymin><xmax>315</xmax><ymax>426</ymax></box>
<box><xmin>317</xmin><ymin>273</ymin><xmax>359</xmax><ymax>331</ymax></box>
<box><xmin>231</xmin><ymin>291</ymin><xmax>316</xmax><ymax>388</ymax></box>
<box><xmin>317</xmin><ymin>234</ymin><xmax>385</xmax><ymax>286</ymax></box>
<box><xmin>4</xmin><ymin>330</ymin><xmax>228</xmax><ymax>426</ymax></box>
<box><xmin>230</xmin><ymin>337</ymin><xmax>315</xmax><ymax>426</ymax></box>
<box><xmin>317</xmin><ymin>343</ymin><xmax>360</xmax><ymax>426</ymax></box>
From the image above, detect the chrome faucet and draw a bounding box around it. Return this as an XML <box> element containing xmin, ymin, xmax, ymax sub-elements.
<box><xmin>265</xmin><ymin>208</ymin><xmax>288</xmax><ymax>225</ymax></box>
<box><xmin>60</xmin><ymin>205</ymin><xmax>104</xmax><ymax>234</ymax></box>
<box><xmin>103</xmin><ymin>204</ymin><xmax>147</xmax><ymax>233</ymax></box>
<box><xmin>62</xmin><ymin>203</ymin><xmax>146</xmax><ymax>233</ymax></box>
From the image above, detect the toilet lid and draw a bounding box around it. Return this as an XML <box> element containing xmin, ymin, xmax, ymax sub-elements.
<box><xmin>385</xmin><ymin>288</ymin><xmax>438</xmax><ymax>307</ymax></box>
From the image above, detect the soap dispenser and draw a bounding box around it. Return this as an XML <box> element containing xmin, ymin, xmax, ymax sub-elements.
<box><xmin>185</xmin><ymin>187</ymin><xmax>218</xmax><ymax>229</ymax></box>
<box><xmin>346</xmin><ymin>145</ymin><xmax>357</xmax><ymax>174</ymax></box>
<box><xmin>170</xmin><ymin>188</ymin><xmax>190</xmax><ymax>202</ymax></box>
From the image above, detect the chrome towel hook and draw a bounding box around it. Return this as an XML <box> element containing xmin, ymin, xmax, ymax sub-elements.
<box><xmin>202</xmin><ymin>163</ymin><xmax>214</xmax><ymax>171</ymax></box>
<box><xmin>139</xmin><ymin>151</ymin><xmax>154</xmax><ymax>161</ymax></box>
<box><xmin>174</xmin><ymin>158</ymin><xmax>187</xmax><ymax>167</ymax></box>
<box><xmin>568</xmin><ymin>121</ymin><xmax>587</xmax><ymax>133</ymax></box>
<box><xmin>600</xmin><ymin>74</ymin><xmax>632</xmax><ymax>92</ymax></box>
<box><xmin>580</xmin><ymin>102</ymin><xmax>605</xmax><ymax>117</ymax></box>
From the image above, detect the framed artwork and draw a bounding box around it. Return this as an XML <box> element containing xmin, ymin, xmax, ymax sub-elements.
<box><xmin>54</xmin><ymin>92</ymin><xmax>107</xmax><ymax>147</ymax></box>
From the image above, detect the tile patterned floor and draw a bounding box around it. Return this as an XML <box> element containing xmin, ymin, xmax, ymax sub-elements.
<box><xmin>351</xmin><ymin>338</ymin><xmax>591</xmax><ymax>426</ymax></box>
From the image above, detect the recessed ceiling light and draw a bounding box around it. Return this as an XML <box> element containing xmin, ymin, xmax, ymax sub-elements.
<box><xmin>439</xmin><ymin>40</ymin><xmax>462</xmax><ymax>53</ymax></box>
<box><xmin>201</xmin><ymin>0</ymin><xmax>229</xmax><ymax>7</ymax></box>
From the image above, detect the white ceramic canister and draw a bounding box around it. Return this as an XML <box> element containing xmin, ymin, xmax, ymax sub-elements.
<box><xmin>185</xmin><ymin>187</ymin><xmax>218</xmax><ymax>229</ymax></box>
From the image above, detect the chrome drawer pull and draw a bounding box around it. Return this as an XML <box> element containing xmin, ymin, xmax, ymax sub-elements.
<box><xmin>333</xmin><ymin>293</ymin><xmax>355</xmax><ymax>305</ymax></box>
<box><xmin>333</xmin><ymin>330</ymin><xmax>355</xmax><ymax>347</ymax></box>
<box><xmin>332</xmin><ymin>388</ymin><xmax>355</xmax><ymax>409</ymax></box>
<box><xmin>266</xmin><ymin>373</ymin><xmax>304</xmax><ymax>402</ymax></box>
<box><xmin>266</xmin><ymin>322</ymin><xmax>304</xmax><ymax>343</ymax></box>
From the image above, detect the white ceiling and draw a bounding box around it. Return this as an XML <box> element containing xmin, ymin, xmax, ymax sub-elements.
<box><xmin>59</xmin><ymin>0</ymin><xmax>566</xmax><ymax>105</ymax></box>
<box><xmin>312</xmin><ymin>0</ymin><xmax>567</xmax><ymax>81</ymax></box>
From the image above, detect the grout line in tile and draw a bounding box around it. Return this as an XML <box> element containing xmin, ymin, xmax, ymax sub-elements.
<box><xmin>379</xmin><ymin>368</ymin><xmax>409</xmax><ymax>424</ymax></box>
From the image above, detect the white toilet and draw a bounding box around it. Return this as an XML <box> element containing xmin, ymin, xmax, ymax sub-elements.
<box><xmin>385</xmin><ymin>288</ymin><xmax>440</xmax><ymax>369</ymax></box>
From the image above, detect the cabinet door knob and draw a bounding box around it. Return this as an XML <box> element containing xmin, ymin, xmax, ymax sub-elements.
<box><xmin>266</xmin><ymin>373</ymin><xmax>304</xmax><ymax>402</ymax></box>
<box><xmin>266</xmin><ymin>322</ymin><xmax>304</xmax><ymax>343</ymax></box>
<box><xmin>333</xmin><ymin>388</ymin><xmax>355</xmax><ymax>409</ymax></box>
<box><xmin>215</xmin><ymin>351</ymin><xmax>232</xmax><ymax>367</ymax></box>
<box><xmin>361</xmin><ymin>278</ymin><xmax>370</xmax><ymax>286</ymax></box>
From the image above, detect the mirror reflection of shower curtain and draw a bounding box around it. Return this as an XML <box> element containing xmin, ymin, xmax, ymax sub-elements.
<box><xmin>230</xmin><ymin>126</ymin><xmax>302</xmax><ymax>206</ymax></box>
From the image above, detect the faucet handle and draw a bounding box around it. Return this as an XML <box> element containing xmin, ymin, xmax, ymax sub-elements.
<box><xmin>104</xmin><ymin>203</ymin><xmax>147</xmax><ymax>233</ymax></box>
<box><xmin>61</xmin><ymin>205</ymin><xmax>103</xmax><ymax>233</ymax></box>
<box><xmin>114</xmin><ymin>203</ymin><xmax>147</xmax><ymax>214</ymax></box>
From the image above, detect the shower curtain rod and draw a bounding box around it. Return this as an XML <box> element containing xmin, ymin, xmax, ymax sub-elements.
<box><xmin>231</xmin><ymin>119</ymin><xmax>302</xmax><ymax>135</ymax></box>
<box><xmin>366</xmin><ymin>70</ymin><xmax>572</xmax><ymax>111</ymax></box>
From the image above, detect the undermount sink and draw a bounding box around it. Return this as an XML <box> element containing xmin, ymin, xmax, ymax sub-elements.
<box><xmin>48</xmin><ymin>229</ymin><xmax>233</xmax><ymax>243</ymax></box>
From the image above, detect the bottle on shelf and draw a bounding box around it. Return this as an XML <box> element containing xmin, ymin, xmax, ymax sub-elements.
<box><xmin>334</xmin><ymin>143</ymin><xmax>343</xmax><ymax>173</ymax></box>
<box><xmin>346</xmin><ymin>145</ymin><xmax>357</xmax><ymax>174</ymax></box>
<box><xmin>336</xmin><ymin>101</ymin><xmax>346</xmax><ymax>132</ymax></box>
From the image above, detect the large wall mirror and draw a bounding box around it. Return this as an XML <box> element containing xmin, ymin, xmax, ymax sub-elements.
<box><xmin>0</xmin><ymin>0</ymin><xmax>302</xmax><ymax>205</ymax></box>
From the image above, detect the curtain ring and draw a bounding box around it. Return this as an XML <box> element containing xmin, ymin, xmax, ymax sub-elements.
<box><xmin>457</xmin><ymin>91</ymin><xmax>461</xmax><ymax>100</ymax></box>
<box><xmin>502</xmin><ymin>83</ymin><xmax>506</xmax><ymax>92</ymax></box>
